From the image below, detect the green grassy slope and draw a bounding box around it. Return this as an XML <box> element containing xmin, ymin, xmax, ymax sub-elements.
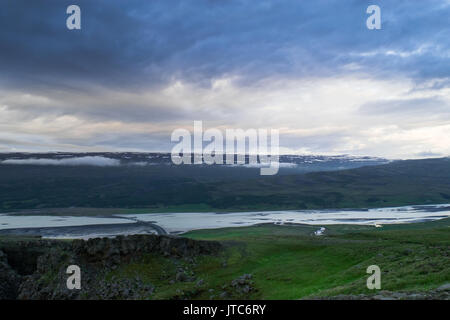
<box><xmin>106</xmin><ymin>218</ymin><xmax>450</xmax><ymax>299</ymax></box>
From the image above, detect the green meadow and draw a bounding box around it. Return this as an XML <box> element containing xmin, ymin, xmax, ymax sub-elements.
<box><xmin>107</xmin><ymin>218</ymin><xmax>450</xmax><ymax>299</ymax></box>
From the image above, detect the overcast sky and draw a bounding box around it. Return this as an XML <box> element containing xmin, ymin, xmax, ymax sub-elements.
<box><xmin>0</xmin><ymin>0</ymin><xmax>449</xmax><ymax>158</ymax></box>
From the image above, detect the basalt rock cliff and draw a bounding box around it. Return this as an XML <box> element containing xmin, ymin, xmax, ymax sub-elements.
<box><xmin>0</xmin><ymin>234</ymin><xmax>222</xmax><ymax>300</ymax></box>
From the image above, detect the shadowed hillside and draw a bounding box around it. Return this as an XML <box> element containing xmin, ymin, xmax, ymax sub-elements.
<box><xmin>0</xmin><ymin>157</ymin><xmax>449</xmax><ymax>212</ymax></box>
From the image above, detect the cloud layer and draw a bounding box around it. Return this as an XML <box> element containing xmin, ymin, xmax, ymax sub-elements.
<box><xmin>0</xmin><ymin>0</ymin><xmax>449</xmax><ymax>158</ymax></box>
<box><xmin>1</xmin><ymin>156</ymin><xmax>120</xmax><ymax>166</ymax></box>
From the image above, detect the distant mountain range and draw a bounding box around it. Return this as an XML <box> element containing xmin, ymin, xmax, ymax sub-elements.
<box><xmin>0</xmin><ymin>153</ymin><xmax>448</xmax><ymax>212</ymax></box>
<box><xmin>0</xmin><ymin>152</ymin><xmax>389</xmax><ymax>174</ymax></box>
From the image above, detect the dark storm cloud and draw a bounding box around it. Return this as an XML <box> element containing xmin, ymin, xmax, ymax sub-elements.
<box><xmin>1</xmin><ymin>0</ymin><xmax>449</xmax><ymax>93</ymax></box>
<box><xmin>0</xmin><ymin>0</ymin><xmax>449</xmax><ymax>157</ymax></box>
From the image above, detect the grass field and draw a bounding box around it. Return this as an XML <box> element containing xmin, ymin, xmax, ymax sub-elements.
<box><xmin>105</xmin><ymin>218</ymin><xmax>450</xmax><ymax>299</ymax></box>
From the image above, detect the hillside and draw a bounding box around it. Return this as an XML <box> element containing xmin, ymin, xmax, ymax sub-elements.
<box><xmin>0</xmin><ymin>157</ymin><xmax>449</xmax><ymax>212</ymax></box>
<box><xmin>209</xmin><ymin>157</ymin><xmax>450</xmax><ymax>210</ymax></box>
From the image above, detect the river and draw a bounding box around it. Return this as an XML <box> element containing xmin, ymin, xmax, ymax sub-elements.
<box><xmin>0</xmin><ymin>204</ymin><xmax>449</xmax><ymax>239</ymax></box>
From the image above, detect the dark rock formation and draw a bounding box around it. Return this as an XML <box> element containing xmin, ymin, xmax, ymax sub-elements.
<box><xmin>308</xmin><ymin>287</ymin><xmax>450</xmax><ymax>300</ymax></box>
<box><xmin>0</xmin><ymin>250</ymin><xmax>22</xmax><ymax>299</ymax></box>
<box><xmin>71</xmin><ymin>234</ymin><xmax>221</xmax><ymax>265</ymax></box>
<box><xmin>0</xmin><ymin>234</ymin><xmax>222</xmax><ymax>300</ymax></box>
<box><xmin>216</xmin><ymin>273</ymin><xmax>256</xmax><ymax>299</ymax></box>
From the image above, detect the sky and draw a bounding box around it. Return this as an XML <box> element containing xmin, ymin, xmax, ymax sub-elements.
<box><xmin>0</xmin><ymin>0</ymin><xmax>449</xmax><ymax>159</ymax></box>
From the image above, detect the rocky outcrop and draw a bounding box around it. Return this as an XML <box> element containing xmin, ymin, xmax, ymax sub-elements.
<box><xmin>0</xmin><ymin>234</ymin><xmax>222</xmax><ymax>300</ymax></box>
<box><xmin>0</xmin><ymin>240</ymin><xmax>55</xmax><ymax>275</ymax></box>
<box><xmin>309</xmin><ymin>286</ymin><xmax>450</xmax><ymax>300</ymax></box>
<box><xmin>209</xmin><ymin>274</ymin><xmax>256</xmax><ymax>299</ymax></box>
<box><xmin>71</xmin><ymin>234</ymin><xmax>221</xmax><ymax>266</ymax></box>
<box><xmin>0</xmin><ymin>250</ymin><xmax>22</xmax><ymax>299</ymax></box>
